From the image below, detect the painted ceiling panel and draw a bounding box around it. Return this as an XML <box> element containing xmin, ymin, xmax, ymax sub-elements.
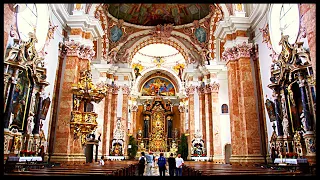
<box><xmin>107</xmin><ymin>4</ymin><xmax>210</xmax><ymax>26</ymax></box>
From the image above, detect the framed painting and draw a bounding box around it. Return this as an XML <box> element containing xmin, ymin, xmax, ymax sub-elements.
<box><xmin>265</xmin><ymin>98</ymin><xmax>276</xmax><ymax>122</ymax></box>
<box><xmin>10</xmin><ymin>70</ymin><xmax>31</xmax><ymax>131</ymax></box>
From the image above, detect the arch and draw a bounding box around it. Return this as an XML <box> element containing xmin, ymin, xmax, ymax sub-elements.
<box><xmin>218</xmin><ymin>4</ymin><xmax>230</xmax><ymax>18</ymax></box>
<box><xmin>129</xmin><ymin>36</ymin><xmax>189</xmax><ymax>65</ymax></box>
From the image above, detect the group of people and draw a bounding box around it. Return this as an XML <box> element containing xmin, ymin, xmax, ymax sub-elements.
<box><xmin>138</xmin><ymin>152</ymin><xmax>184</xmax><ymax>176</ymax></box>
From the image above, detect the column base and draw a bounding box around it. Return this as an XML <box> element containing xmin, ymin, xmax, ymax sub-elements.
<box><xmin>211</xmin><ymin>155</ymin><xmax>225</xmax><ymax>164</ymax></box>
<box><xmin>49</xmin><ymin>153</ymin><xmax>86</xmax><ymax>165</ymax></box>
<box><xmin>230</xmin><ymin>154</ymin><xmax>266</xmax><ymax>165</ymax></box>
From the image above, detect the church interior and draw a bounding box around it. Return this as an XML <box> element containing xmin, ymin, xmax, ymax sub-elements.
<box><xmin>3</xmin><ymin>3</ymin><xmax>316</xmax><ymax>176</ymax></box>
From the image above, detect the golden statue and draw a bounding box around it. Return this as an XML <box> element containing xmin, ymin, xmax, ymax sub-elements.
<box><xmin>236</xmin><ymin>4</ymin><xmax>243</xmax><ymax>12</ymax></box>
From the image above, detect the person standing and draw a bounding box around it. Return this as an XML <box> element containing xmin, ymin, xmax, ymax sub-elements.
<box><xmin>138</xmin><ymin>152</ymin><xmax>146</xmax><ymax>176</ymax></box>
<box><xmin>145</xmin><ymin>152</ymin><xmax>155</xmax><ymax>176</ymax></box>
<box><xmin>175</xmin><ymin>153</ymin><xmax>184</xmax><ymax>176</ymax></box>
<box><xmin>167</xmin><ymin>153</ymin><xmax>176</xmax><ymax>176</ymax></box>
<box><xmin>157</xmin><ymin>152</ymin><xmax>166</xmax><ymax>176</ymax></box>
<box><xmin>99</xmin><ymin>155</ymin><xmax>105</xmax><ymax>165</ymax></box>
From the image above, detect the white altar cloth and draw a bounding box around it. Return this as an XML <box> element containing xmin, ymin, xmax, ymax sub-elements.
<box><xmin>7</xmin><ymin>156</ymin><xmax>42</xmax><ymax>162</ymax></box>
<box><xmin>191</xmin><ymin>157</ymin><xmax>209</xmax><ymax>161</ymax></box>
<box><xmin>274</xmin><ymin>158</ymin><xmax>308</xmax><ymax>165</ymax></box>
<box><xmin>19</xmin><ymin>156</ymin><xmax>43</xmax><ymax>162</ymax></box>
<box><xmin>106</xmin><ymin>156</ymin><xmax>125</xmax><ymax>161</ymax></box>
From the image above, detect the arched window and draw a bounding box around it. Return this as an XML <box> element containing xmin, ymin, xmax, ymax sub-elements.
<box><xmin>269</xmin><ymin>4</ymin><xmax>300</xmax><ymax>54</ymax></box>
<box><xmin>16</xmin><ymin>4</ymin><xmax>49</xmax><ymax>51</ymax></box>
<box><xmin>221</xmin><ymin>104</ymin><xmax>228</xmax><ymax>114</ymax></box>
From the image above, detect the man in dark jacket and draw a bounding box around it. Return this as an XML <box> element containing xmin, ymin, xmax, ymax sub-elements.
<box><xmin>138</xmin><ymin>152</ymin><xmax>146</xmax><ymax>176</ymax></box>
<box><xmin>167</xmin><ymin>153</ymin><xmax>176</xmax><ymax>176</ymax></box>
<box><xmin>157</xmin><ymin>152</ymin><xmax>167</xmax><ymax>176</ymax></box>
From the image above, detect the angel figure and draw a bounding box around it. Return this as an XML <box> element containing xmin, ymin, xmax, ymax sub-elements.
<box><xmin>200</xmin><ymin>49</ymin><xmax>211</xmax><ymax>65</ymax></box>
<box><xmin>107</xmin><ymin>47</ymin><xmax>118</xmax><ymax>64</ymax></box>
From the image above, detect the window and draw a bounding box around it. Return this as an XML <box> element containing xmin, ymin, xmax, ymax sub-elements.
<box><xmin>269</xmin><ymin>4</ymin><xmax>300</xmax><ymax>54</ymax></box>
<box><xmin>16</xmin><ymin>4</ymin><xmax>49</xmax><ymax>51</ymax></box>
<box><xmin>221</xmin><ymin>104</ymin><xmax>228</xmax><ymax>114</ymax></box>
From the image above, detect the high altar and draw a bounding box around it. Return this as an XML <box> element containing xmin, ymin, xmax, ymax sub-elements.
<box><xmin>136</xmin><ymin>96</ymin><xmax>178</xmax><ymax>157</ymax></box>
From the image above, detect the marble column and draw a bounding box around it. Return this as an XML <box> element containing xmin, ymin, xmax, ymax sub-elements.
<box><xmin>130</xmin><ymin>105</ymin><xmax>138</xmax><ymax>136</ymax></box>
<box><xmin>272</xmin><ymin>89</ymin><xmax>284</xmax><ymax>136</ymax></box>
<box><xmin>121</xmin><ymin>85</ymin><xmax>130</xmax><ymax>156</ymax></box>
<box><xmin>50</xmin><ymin>41</ymin><xmax>85</xmax><ymax>164</ymax></box>
<box><xmin>186</xmin><ymin>85</ymin><xmax>196</xmax><ymax>158</ymax></box>
<box><xmin>237</xmin><ymin>52</ymin><xmax>264</xmax><ymax>164</ymax></box>
<box><xmin>204</xmin><ymin>86</ymin><xmax>212</xmax><ymax>159</ymax></box>
<box><xmin>297</xmin><ymin>74</ymin><xmax>312</xmax><ymax>131</ymax></box>
<box><xmin>226</xmin><ymin>59</ymin><xmax>242</xmax><ymax>161</ymax></box>
<box><xmin>223</xmin><ymin>42</ymin><xmax>265</xmax><ymax>165</ymax></box>
<box><xmin>103</xmin><ymin>87</ymin><xmax>113</xmax><ymax>156</ymax></box>
<box><xmin>197</xmin><ymin>86</ymin><xmax>206</xmax><ymax>146</ymax></box>
<box><xmin>110</xmin><ymin>86</ymin><xmax>119</xmax><ymax>141</ymax></box>
<box><xmin>178</xmin><ymin>104</ymin><xmax>185</xmax><ymax>135</ymax></box>
<box><xmin>210</xmin><ymin>82</ymin><xmax>223</xmax><ymax>162</ymax></box>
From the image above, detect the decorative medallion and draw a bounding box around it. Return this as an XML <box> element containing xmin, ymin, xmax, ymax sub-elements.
<box><xmin>110</xmin><ymin>26</ymin><xmax>123</xmax><ymax>42</ymax></box>
<box><xmin>195</xmin><ymin>27</ymin><xmax>207</xmax><ymax>43</ymax></box>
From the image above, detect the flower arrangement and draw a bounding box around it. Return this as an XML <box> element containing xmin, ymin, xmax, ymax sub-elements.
<box><xmin>281</xmin><ymin>152</ymin><xmax>298</xmax><ymax>159</ymax></box>
<box><xmin>20</xmin><ymin>150</ymin><xmax>36</xmax><ymax>157</ymax></box>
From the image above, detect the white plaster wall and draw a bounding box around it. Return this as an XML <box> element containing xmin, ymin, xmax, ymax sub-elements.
<box><xmin>117</xmin><ymin>87</ymin><xmax>123</xmax><ymax>118</ymax></box>
<box><xmin>42</xmin><ymin>11</ymin><xmax>64</xmax><ymax>143</ymax></box>
<box><xmin>253</xmin><ymin>11</ymin><xmax>275</xmax><ymax>146</ymax></box>
<box><xmin>217</xmin><ymin>71</ymin><xmax>231</xmax><ymax>154</ymax></box>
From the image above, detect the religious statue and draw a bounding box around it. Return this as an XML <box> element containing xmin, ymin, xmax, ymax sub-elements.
<box><xmin>165</xmin><ymin>100</ymin><xmax>172</xmax><ymax>112</ymax></box>
<box><xmin>170</xmin><ymin>140</ymin><xmax>178</xmax><ymax>155</ymax></box>
<box><xmin>107</xmin><ymin>47</ymin><xmax>118</xmax><ymax>64</ymax></box>
<box><xmin>282</xmin><ymin>115</ymin><xmax>290</xmax><ymax>137</ymax></box>
<box><xmin>300</xmin><ymin>112</ymin><xmax>309</xmax><ymax>132</ymax></box>
<box><xmin>167</xmin><ymin>116</ymin><xmax>173</xmax><ymax>138</ymax></box>
<box><xmin>173</xmin><ymin>128</ymin><xmax>178</xmax><ymax>140</ymax></box>
<box><xmin>138</xmin><ymin>128</ymin><xmax>143</xmax><ymax>140</ymax></box>
<box><xmin>134</xmin><ymin>67</ymin><xmax>141</xmax><ymax>78</ymax></box>
<box><xmin>74</xmin><ymin>98</ymin><xmax>80</xmax><ymax>111</ymax></box>
<box><xmin>200</xmin><ymin>49</ymin><xmax>210</xmax><ymax>66</ymax></box>
<box><xmin>139</xmin><ymin>140</ymin><xmax>145</xmax><ymax>150</ymax></box>
<box><xmin>145</xmin><ymin>100</ymin><xmax>151</xmax><ymax>111</ymax></box>
<box><xmin>26</xmin><ymin>112</ymin><xmax>35</xmax><ymax>135</ymax></box>
<box><xmin>143</xmin><ymin>116</ymin><xmax>150</xmax><ymax>138</ymax></box>
<box><xmin>236</xmin><ymin>4</ymin><xmax>243</xmax><ymax>12</ymax></box>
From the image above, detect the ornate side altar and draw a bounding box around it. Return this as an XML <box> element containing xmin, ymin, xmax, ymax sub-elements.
<box><xmin>267</xmin><ymin>34</ymin><xmax>316</xmax><ymax>164</ymax></box>
<box><xmin>3</xmin><ymin>33</ymin><xmax>49</xmax><ymax>160</ymax></box>
<box><xmin>191</xmin><ymin>129</ymin><xmax>207</xmax><ymax>160</ymax></box>
<box><xmin>109</xmin><ymin>118</ymin><xmax>125</xmax><ymax>160</ymax></box>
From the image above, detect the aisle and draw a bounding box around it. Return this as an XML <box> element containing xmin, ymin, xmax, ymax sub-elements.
<box><xmin>145</xmin><ymin>165</ymin><xmax>169</xmax><ymax>176</ymax></box>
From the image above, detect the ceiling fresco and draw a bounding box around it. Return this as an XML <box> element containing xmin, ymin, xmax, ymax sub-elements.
<box><xmin>107</xmin><ymin>4</ymin><xmax>211</xmax><ymax>26</ymax></box>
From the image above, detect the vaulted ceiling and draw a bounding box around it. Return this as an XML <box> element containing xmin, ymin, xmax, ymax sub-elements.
<box><xmin>107</xmin><ymin>4</ymin><xmax>211</xmax><ymax>26</ymax></box>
